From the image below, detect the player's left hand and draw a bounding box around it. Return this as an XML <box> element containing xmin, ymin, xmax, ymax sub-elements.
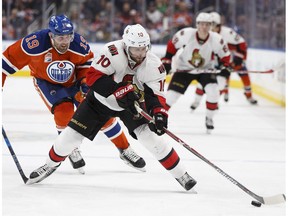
<box><xmin>75</xmin><ymin>78</ymin><xmax>89</xmax><ymax>103</ymax></box>
<box><xmin>220</xmin><ymin>66</ymin><xmax>232</xmax><ymax>77</ymax></box>
<box><xmin>78</xmin><ymin>78</ymin><xmax>89</xmax><ymax>97</ymax></box>
<box><xmin>148</xmin><ymin>107</ymin><xmax>168</xmax><ymax>136</ymax></box>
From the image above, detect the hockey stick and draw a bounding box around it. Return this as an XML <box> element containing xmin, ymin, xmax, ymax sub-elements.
<box><xmin>134</xmin><ymin>105</ymin><xmax>285</xmax><ymax>205</ymax></box>
<box><xmin>175</xmin><ymin>68</ymin><xmax>274</xmax><ymax>74</ymax></box>
<box><xmin>235</xmin><ymin>69</ymin><xmax>274</xmax><ymax>74</ymax></box>
<box><xmin>2</xmin><ymin>126</ymin><xmax>29</xmax><ymax>184</ymax></box>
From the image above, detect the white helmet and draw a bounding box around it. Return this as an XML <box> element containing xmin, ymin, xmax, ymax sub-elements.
<box><xmin>122</xmin><ymin>24</ymin><xmax>150</xmax><ymax>49</ymax></box>
<box><xmin>210</xmin><ymin>12</ymin><xmax>221</xmax><ymax>25</ymax></box>
<box><xmin>196</xmin><ymin>12</ymin><xmax>212</xmax><ymax>23</ymax></box>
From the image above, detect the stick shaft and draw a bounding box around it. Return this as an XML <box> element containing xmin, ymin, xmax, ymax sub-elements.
<box><xmin>135</xmin><ymin>105</ymin><xmax>285</xmax><ymax>204</ymax></box>
<box><xmin>2</xmin><ymin>126</ymin><xmax>28</xmax><ymax>183</ymax></box>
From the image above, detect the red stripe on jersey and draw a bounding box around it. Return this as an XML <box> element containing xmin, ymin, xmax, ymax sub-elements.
<box><xmin>156</xmin><ymin>95</ymin><xmax>166</xmax><ymax>108</ymax></box>
<box><xmin>167</xmin><ymin>40</ymin><xmax>177</xmax><ymax>56</ymax></box>
<box><xmin>228</xmin><ymin>44</ymin><xmax>237</xmax><ymax>51</ymax></box>
<box><xmin>228</xmin><ymin>42</ymin><xmax>247</xmax><ymax>59</ymax></box>
<box><xmin>2</xmin><ymin>74</ymin><xmax>7</xmax><ymax>87</ymax></box>
<box><xmin>238</xmin><ymin>42</ymin><xmax>247</xmax><ymax>59</ymax></box>
<box><xmin>206</xmin><ymin>101</ymin><xmax>218</xmax><ymax>110</ymax></box>
<box><xmin>159</xmin><ymin>148</ymin><xmax>180</xmax><ymax>170</ymax></box>
<box><xmin>196</xmin><ymin>88</ymin><xmax>204</xmax><ymax>95</ymax></box>
<box><xmin>165</xmin><ymin>103</ymin><xmax>171</xmax><ymax>111</ymax></box>
<box><xmin>49</xmin><ymin>146</ymin><xmax>67</xmax><ymax>162</ymax></box>
<box><xmin>86</xmin><ymin>67</ymin><xmax>106</xmax><ymax>87</ymax></box>
<box><xmin>220</xmin><ymin>55</ymin><xmax>231</xmax><ymax>67</ymax></box>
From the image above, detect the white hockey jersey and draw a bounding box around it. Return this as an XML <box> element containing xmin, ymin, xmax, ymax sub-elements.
<box><xmin>218</xmin><ymin>26</ymin><xmax>247</xmax><ymax>60</ymax></box>
<box><xmin>171</xmin><ymin>27</ymin><xmax>230</xmax><ymax>73</ymax></box>
<box><xmin>90</xmin><ymin>40</ymin><xmax>166</xmax><ymax>111</ymax></box>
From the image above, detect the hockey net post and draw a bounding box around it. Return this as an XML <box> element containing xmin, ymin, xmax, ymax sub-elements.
<box><xmin>134</xmin><ymin>104</ymin><xmax>286</xmax><ymax>205</ymax></box>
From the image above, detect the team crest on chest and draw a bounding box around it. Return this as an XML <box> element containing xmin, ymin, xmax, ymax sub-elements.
<box><xmin>47</xmin><ymin>61</ymin><xmax>75</xmax><ymax>83</ymax></box>
<box><xmin>188</xmin><ymin>49</ymin><xmax>205</xmax><ymax>68</ymax></box>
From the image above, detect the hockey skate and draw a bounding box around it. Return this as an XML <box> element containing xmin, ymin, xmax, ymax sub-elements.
<box><xmin>68</xmin><ymin>148</ymin><xmax>86</xmax><ymax>174</ymax></box>
<box><xmin>190</xmin><ymin>101</ymin><xmax>200</xmax><ymax>111</ymax></box>
<box><xmin>27</xmin><ymin>163</ymin><xmax>60</xmax><ymax>185</ymax></box>
<box><xmin>205</xmin><ymin>117</ymin><xmax>214</xmax><ymax>134</ymax></box>
<box><xmin>224</xmin><ymin>92</ymin><xmax>229</xmax><ymax>102</ymax></box>
<box><xmin>176</xmin><ymin>172</ymin><xmax>197</xmax><ymax>191</ymax></box>
<box><xmin>247</xmin><ymin>97</ymin><xmax>258</xmax><ymax>105</ymax></box>
<box><xmin>119</xmin><ymin>146</ymin><xmax>146</xmax><ymax>172</ymax></box>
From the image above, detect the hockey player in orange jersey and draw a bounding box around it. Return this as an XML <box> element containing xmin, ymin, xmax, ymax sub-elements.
<box><xmin>2</xmin><ymin>14</ymin><xmax>146</xmax><ymax>174</ymax></box>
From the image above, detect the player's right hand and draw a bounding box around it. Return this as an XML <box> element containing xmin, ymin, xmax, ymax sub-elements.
<box><xmin>161</xmin><ymin>57</ymin><xmax>172</xmax><ymax>74</ymax></box>
<box><xmin>113</xmin><ymin>82</ymin><xmax>140</xmax><ymax>115</ymax></box>
<box><xmin>148</xmin><ymin>107</ymin><xmax>168</xmax><ymax>136</ymax></box>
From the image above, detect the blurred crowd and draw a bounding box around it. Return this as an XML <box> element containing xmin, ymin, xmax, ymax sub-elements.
<box><xmin>2</xmin><ymin>0</ymin><xmax>285</xmax><ymax>50</ymax></box>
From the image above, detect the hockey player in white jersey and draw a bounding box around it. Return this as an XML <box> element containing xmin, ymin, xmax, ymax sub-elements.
<box><xmin>190</xmin><ymin>12</ymin><xmax>257</xmax><ymax>109</ymax></box>
<box><xmin>161</xmin><ymin>12</ymin><xmax>231</xmax><ymax>133</ymax></box>
<box><xmin>27</xmin><ymin>24</ymin><xmax>197</xmax><ymax>191</ymax></box>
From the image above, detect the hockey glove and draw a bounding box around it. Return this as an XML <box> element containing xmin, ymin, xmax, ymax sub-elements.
<box><xmin>161</xmin><ymin>57</ymin><xmax>172</xmax><ymax>74</ymax></box>
<box><xmin>75</xmin><ymin>78</ymin><xmax>89</xmax><ymax>103</ymax></box>
<box><xmin>113</xmin><ymin>82</ymin><xmax>139</xmax><ymax>115</ymax></box>
<box><xmin>231</xmin><ymin>56</ymin><xmax>246</xmax><ymax>71</ymax></box>
<box><xmin>220</xmin><ymin>66</ymin><xmax>232</xmax><ymax>78</ymax></box>
<box><xmin>148</xmin><ymin>107</ymin><xmax>168</xmax><ymax>136</ymax></box>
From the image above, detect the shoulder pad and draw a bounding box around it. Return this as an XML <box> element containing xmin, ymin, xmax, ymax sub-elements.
<box><xmin>69</xmin><ymin>33</ymin><xmax>91</xmax><ymax>55</ymax></box>
<box><xmin>21</xmin><ymin>29</ymin><xmax>52</xmax><ymax>55</ymax></box>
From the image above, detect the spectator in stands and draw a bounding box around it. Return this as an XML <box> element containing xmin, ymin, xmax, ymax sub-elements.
<box><xmin>172</xmin><ymin>1</ymin><xmax>193</xmax><ymax>31</ymax></box>
<box><xmin>2</xmin><ymin>16</ymin><xmax>15</xmax><ymax>40</ymax></box>
<box><xmin>146</xmin><ymin>2</ymin><xmax>163</xmax><ymax>24</ymax></box>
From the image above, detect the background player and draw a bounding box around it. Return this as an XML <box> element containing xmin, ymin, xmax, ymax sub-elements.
<box><xmin>26</xmin><ymin>24</ymin><xmax>197</xmax><ymax>192</ymax></box>
<box><xmin>190</xmin><ymin>11</ymin><xmax>257</xmax><ymax>110</ymax></box>
<box><xmin>2</xmin><ymin>14</ymin><xmax>145</xmax><ymax>174</ymax></box>
<box><xmin>161</xmin><ymin>12</ymin><xmax>231</xmax><ymax>133</ymax></box>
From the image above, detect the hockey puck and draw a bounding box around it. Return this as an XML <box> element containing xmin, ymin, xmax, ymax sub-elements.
<box><xmin>251</xmin><ymin>200</ymin><xmax>262</xmax><ymax>207</ymax></box>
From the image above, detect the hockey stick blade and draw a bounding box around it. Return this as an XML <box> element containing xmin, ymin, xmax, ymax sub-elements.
<box><xmin>2</xmin><ymin>126</ymin><xmax>29</xmax><ymax>184</ymax></box>
<box><xmin>235</xmin><ymin>69</ymin><xmax>274</xmax><ymax>74</ymax></box>
<box><xmin>134</xmin><ymin>105</ymin><xmax>286</xmax><ymax>205</ymax></box>
<box><xmin>175</xmin><ymin>69</ymin><xmax>274</xmax><ymax>74</ymax></box>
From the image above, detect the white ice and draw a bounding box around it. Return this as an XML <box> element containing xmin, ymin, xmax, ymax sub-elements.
<box><xmin>2</xmin><ymin>77</ymin><xmax>286</xmax><ymax>216</ymax></box>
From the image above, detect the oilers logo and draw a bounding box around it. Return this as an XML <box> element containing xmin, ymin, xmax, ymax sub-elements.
<box><xmin>47</xmin><ymin>61</ymin><xmax>74</xmax><ymax>83</ymax></box>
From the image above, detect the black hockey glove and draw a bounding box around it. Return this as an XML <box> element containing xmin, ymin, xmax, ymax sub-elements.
<box><xmin>161</xmin><ymin>57</ymin><xmax>172</xmax><ymax>74</ymax></box>
<box><xmin>148</xmin><ymin>107</ymin><xmax>168</xmax><ymax>136</ymax></box>
<box><xmin>113</xmin><ymin>82</ymin><xmax>139</xmax><ymax>115</ymax></box>
<box><xmin>233</xmin><ymin>56</ymin><xmax>243</xmax><ymax>67</ymax></box>
<box><xmin>220</xmin><ymin>66</ymin><xmax>232</xmax><ymax>78</ymax></box>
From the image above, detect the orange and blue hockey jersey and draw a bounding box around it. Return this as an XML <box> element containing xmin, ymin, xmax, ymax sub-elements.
<box><xmin>2</xmin><ymin>29</ymin><xmax>94</xmax><ymax>87</ymax></box>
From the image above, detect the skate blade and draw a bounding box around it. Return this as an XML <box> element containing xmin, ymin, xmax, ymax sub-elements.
<box><xmin>77</xmin><ymin>167</ymin><xmax>85</xmax><ymax>175</ymax></box>
<box><xmin>122</xmin><ymin>160</ymin><xmax>146</xmax><ymax>172</ymax></box>
<box><xmin>206</xmin><ymin>129</ymin><xmax>213</xmax><ymax>134</ymax></box>
<box><xmin>26</xmin><ymin>179</ymin><xmax>39</xmax><ymax>185</ymax></box>
<box><xmin>189</xmin><ymin>188</ymin><xmax>198</xmax><ymax>194</ymax></box>
<box><xmin>26</xmin><ymin>176</ymin><xmax>47</xmax><ymax>185</ymax></box>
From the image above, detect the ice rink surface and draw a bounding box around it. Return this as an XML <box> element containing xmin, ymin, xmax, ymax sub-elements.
<box><xmin>2</xmin><ymin>77</ymin><xmax>286</xmax><ymax>216</ymax></box>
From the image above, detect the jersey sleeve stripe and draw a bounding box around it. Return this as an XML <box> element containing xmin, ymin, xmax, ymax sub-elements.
<box><xmin>2</xmin><ymin>56</ymin><xmax>20</xmax><ymax>75</ymax></box>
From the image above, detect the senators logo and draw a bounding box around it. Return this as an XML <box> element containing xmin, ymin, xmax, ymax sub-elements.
<box><xmin>188</xmin><ymin>49</ymin><xmax>205</xmax><ymax>68</ymax></box>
